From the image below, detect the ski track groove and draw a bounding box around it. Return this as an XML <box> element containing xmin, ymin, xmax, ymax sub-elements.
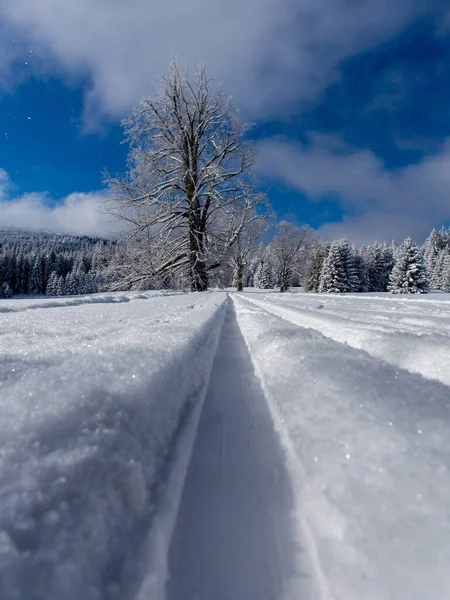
<box><xmin>238</xmin><ymin>293</ymin><xmax>450</xmax><ymax>388</ymax></box>
<box><xmin>164</xmin><ymin>298</ymin><xmax>320</xmax><ymax>600</ymax></box>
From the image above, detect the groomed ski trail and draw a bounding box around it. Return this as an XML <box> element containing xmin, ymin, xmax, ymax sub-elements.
<box><xmin>165</xmin><ymin>300</ymin><xmax>316</xmax><ymax>600</ymax></box>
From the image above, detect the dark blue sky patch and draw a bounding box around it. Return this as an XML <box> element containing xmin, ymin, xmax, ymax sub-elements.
<box><xmin>254</xmin><ymin>18</ymin><xmax>450</xmax><ymax>171</ymax></box>
<box><xmin>0</xmin><ymin>76</ymin><xmax>126</xmax><ymax>197</ymax></box>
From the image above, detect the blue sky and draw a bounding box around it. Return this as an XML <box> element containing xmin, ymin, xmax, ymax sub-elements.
<box><xmin>1</xmin><ymin>0</ymin><xmax>450</xmax><ymax>243</ymax></box>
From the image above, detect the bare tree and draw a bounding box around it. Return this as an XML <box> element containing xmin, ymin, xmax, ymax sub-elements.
<box><xmin>271</xmin><ymin>222</ymin><xmax>317</xmax><ymax>292</ymax></box>
<box><xmin>229</xmin><ymin>208</ymin><xmax>272</xmax><ymax>291</ymax></box>
<box><xmin>105</xmin><ymin>60</ymin><xmax>267</xmax><ymax>291</ymax></box>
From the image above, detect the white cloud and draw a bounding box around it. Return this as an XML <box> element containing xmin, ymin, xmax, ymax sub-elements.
<box><xmin>257</xmin><ymin>135</ymin><xmax>450</xmax><ymax>244</ymax></box>
<box><xmin>0</xmin><ymin>0</ymin><xmax>435</xmax><ymax>125</ymax></box>
<box><xmin>0</xmin><ymin>170</ymin><xmax>120</xmax><ymax>237</ymax></box>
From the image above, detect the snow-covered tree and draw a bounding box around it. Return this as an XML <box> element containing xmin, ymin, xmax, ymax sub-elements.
<box><xmin>360</xmin><ymin>242</ymin><xmax>393</xmax><ymax>292</ymax></box>
<box><xmin>30</xmin><ymin>255</ymin><xmax>45</xmax><ymax>295</ymax></box>
<box><xmin>228</xmin><ymin>211</ymin><xmax>271</xmax><ymax>291</ymax></box>
<box><xmin>0</xmin><ymin>282</ymin><xmax>12</xmax><ymax>298</ymax></box>
<box><xmin>46</xmin><ymin>271</ymin><xmax>59</xmax><ymax>296</ymax></box>
<box><xmin>0</xmin><ymin>230</ymin><xmax>112</xmax><ymax>297</ymax></box>
<box><xmin>389</xmin><ymin>237</ymin><xmax>429</xmax><ymax>294</ymax></box>
<box><xmin>56</xmin><ymin>276</ymin><xmax>66</xmax><ymax>297</ymax></box>
<box><xmin>254</xmin><ymin>259</ymin><xmax>273</xmax><ymax>289</ymax></box>
<box><xmin>442</xmin><ymin>254</ymin><xmax>450</xmax><ymax>292</ymax></box>
<box><xmin>319</xmin><ymin>239</ymin><xmax>349</xmax><ymax>293</ymax></box>
<box><xmin>271</xmin><ymin>223</ymin><xmax>316</xmax><ymax>292</ymax></box>
<box><xmin>106</xmin><ymin>60</ymin><xmax>268</xmax><ymax>292</ymax></box>
<box><xmin>423</xmin><ymin>227</ymin><xmax>450</xmax><ymax>289</ymax></box>
<box><xmin>303</xmin><ymin>244</ymin><xmax>327</xmax><ymax>293</ymax></box>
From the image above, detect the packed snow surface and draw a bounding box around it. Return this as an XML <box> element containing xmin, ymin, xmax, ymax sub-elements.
<box><xmin>0</xmin><ymin>291</ymin><xmax>227</xmax><ymax>600</ymax></box>
<box><xmin>234</xmin><ymin>291</ymin><xmax>450</xmax><ymax>600</ymax></box>
<box><xmin>1</xmin><ymin>289</ymin><xmax>450</xmax><ymax>600</ymax></box>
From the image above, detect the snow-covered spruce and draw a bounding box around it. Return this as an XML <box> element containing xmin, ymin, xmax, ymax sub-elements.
<box><xmin>254</xmin><ymin>259</ymin><xmax>273</xmax><ymax>289</ymax></box>
<box><xmin>318</xmin><ymin>239</ymin><xmax>349</xmax><ymax>293</ymax></box>
<box><xmin>389</xmin><ymin>237</ymin><xmax>429</xmax><ymax>294</ymax></box>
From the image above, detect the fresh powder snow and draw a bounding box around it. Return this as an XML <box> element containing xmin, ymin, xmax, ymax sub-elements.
<box><xmin>0</xmin><ymin>289</ymin><xmax>450</xmax><ymax>600</ymax></box>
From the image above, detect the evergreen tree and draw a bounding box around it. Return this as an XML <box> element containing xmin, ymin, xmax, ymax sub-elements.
<box><xmin>442</xmin><ymin>254</ymin><xmax>450</xmax><ymax>292</ymax></box>
<box><xmin>0</xmin><ymin>282</ymin><xmax>12</xmax><ymax>298</ymax></box>
<box><xmin>423</xmin><ymin>228</ymin><xmax>450</xmax><ymax>289</ymax></box>
<box><xmin>431</xmin><ymin>249</ymin><xmax>447</xmax><ymax>290</ymax></box>
<box><xmin>46</xmin><ymin>271</ymin><xmax>59</xmax><ymax>296</ymax></box>
<box><xmin>254</xmin><ymin>260</ymin><xmax>273</xmax><ymax>289</ymax></box>
<box><xmin>303</xmin><ymin>245</ymin><xmax>327</xmax><ymax>293</ymax></box>
<box><xmin>342</xmin><ymin>240</ymin><xmax>362</xmax><ymax>292</ymax></box>
<box><xmin>389</xmin><ymin>237</ymin><xmax>429</xmax><ymax>294</ymax></box>
<box><xmin>319</xmin><ymin>240</ymin><xmax>348</xmax><ymax>293</ymax></box>
<box><xmin>57</xmin><ymin>276</ymin><xmax>66</xmax><ymax>297</ymax></box>
<box><xmin>380</xmin><ymin>244</ymin><xmax>395</xmax><ymax>291</ymax></box>
<box><xmin>30</xmin><ymin>255</ymin><xmax>44</xmax><ymax>294</ymax></box>
<box><xmin>65</xmin><ymin>272</ymin><xmax>78</xmax><ymax>295</ymax></box>
<box><xmin>353</xmin><ymin>251</ymin><xmax>369</xmax><ymax>293</ymax></box>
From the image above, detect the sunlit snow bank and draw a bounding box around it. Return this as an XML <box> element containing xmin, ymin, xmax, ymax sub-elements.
<box><xmin>233</xmin><ymin>293</ymin><xmax>450</xmax><ymax>600</ymax></box>
<box><xmin>0</xmin><ymin>293</ymin><xmax>226</xmax><ymax>600</ymax></box>
<box><xmin>241</xmin><ymin>291</ymin><xmax>450</xmax><ymax>386</ymax></box>
<box><xmin>0</xmin><ymin>290</ymin><xmax>185</xmax><ymax>314</ymax></box>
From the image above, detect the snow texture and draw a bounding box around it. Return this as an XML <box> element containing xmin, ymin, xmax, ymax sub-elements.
<box><xmin>2</xmin><ymin>288</ymin><xmax>450</xmax><ymax>600</ymax></box>
<box><xmin>166</xmin><ymin>302</ymin><xmax>320</xmax><ymax>600</ymax></box>
<box><xmin>233</xmin><ymin>291</ymin><xmax>450</xmax><ymax>600</ymax></box>
<box><xmin>239</xmin><ymin>290</ymin><xmax>450</xmax><ymax>386</ymax></box>
<box><xmin>0</xmin><ymin>291</ymin><xmax>226</xmax><ymax>600</ymax></box>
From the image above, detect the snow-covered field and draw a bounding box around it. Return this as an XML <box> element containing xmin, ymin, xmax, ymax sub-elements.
<box><xmin>1</xmin><ymin>290</ymin><xmax>450</xmax><ymax>600</ymax></box>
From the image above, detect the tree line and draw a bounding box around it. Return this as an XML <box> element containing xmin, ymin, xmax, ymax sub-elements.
<box><xmin>0</xmin><ymin>230</ymin><xmax>114</xmax><ymax>298</ymax></box>
<box><xmin>2</xmin><ymin>224</ymin><xmax>448</xmax><ymax>297</ymax></box>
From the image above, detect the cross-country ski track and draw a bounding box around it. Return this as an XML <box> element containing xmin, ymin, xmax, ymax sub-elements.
<box><xmin>1</xmin><ymin>289</ymin><xmax>450</xmax><ymax>600</ymax></box>
<box><xmin>165</xmin><ymin>302</ymin><xmax>317</xmax><ymax>600</ymax></box>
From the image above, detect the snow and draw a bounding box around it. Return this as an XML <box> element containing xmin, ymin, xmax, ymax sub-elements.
<box><xmin>1</xmin><ymin>288</ymin><xmax>450</xmax><ymax>600</ymax></box>
<box><xmin>232</xmin><ymin>291</ymin><xmax>450</xmax><ymax>600</ymax></box>
<box><xmin>165</xmin><ymin>302</ymin><xmax>321</xmax><ymax>600</ymax></box>
<box><xmin>238</xmin><ymin>290</ymin><xmax>450</xmax><ymax>386</ymax></box>
<box><xmin>0</xmin><ymin>291</ymin><xmax>226</xmax><ymax>600</ymax></box>
<box><xmin>0</xmin><ymin>290</ymin><xmax>184</xmax><ymax>314</ymax></box>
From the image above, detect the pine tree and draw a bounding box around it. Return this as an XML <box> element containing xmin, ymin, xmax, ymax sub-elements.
<box><xmin>303</xmin><ymin>245</ymin><xmax>327</xmax><ymax>293</ymax></box>
<box><xmin>380</xmin><ymin>244</ymin><xmax>395</xmax><ymax>291</ymax></box>
<box><xmin>65</xmin><ymin>272</ymin><xmax>78</xmax><ymax>295</ymax></box>
<box><xmin>0</xmin><ymin>282</ymin><xmax>12</xmax><ymax>298</ymax></box>
<box><xmin>442</xmin><ymin>254</ymin><xmax>450</xmax><ymax>292</ymax></box>
<box><xmin>431</xmin><ymin>250</ymin><xmax>447</xmax><ymax>290</ymax></box>
<box><xmin>342</xmin><ymin>240</ymin><xmax>362</xmax><ymax>293</ymax></box>
<box><xmin>254</xmin><ymin>260</ymin><xmax>273</xmax><ymax>289</ymax></box>
<box><xmin>389</xmin><ymin>237</ymin><xmax>429</xmax><ymax>294</ymax></box>
<box><xmin>423</xmin><ymin>228</ymin><xmax>448</xmax><ymax>289</ymax></box>
<box><xmin>319</xmin><ymin>240</ymin><xmax>348</xmax><ymax>293</ymax></box>
<box><xmin>46</xmin><ymin>271</ymin><xmax>59</xmax><ymax>296</ymax></box>
<box><xmin>30</xmin><ymin>255</ymin><xmax>44</xmax><ymax>294</ymax></box>
<box><xmin>353</xmin><ymin>251</ymin><xmax>369</xmax><ymax>293</ymax></box>
<box><xmin>57</xmin><ymin>276</ymin><xmax>66</xmax><ymax>296</ymax></box>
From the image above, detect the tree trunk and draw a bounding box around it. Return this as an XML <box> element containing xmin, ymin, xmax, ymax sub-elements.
<box><xmin>188</xmin><ymin>188</ymin><xmax>208</xmax><ymax>291</ymax></box>
<box><xmin>189</xmin><ymin>225</ymin><xmax>208</xmax><ymax>292</ymax></box>
<box><xmin>280</xmin><ymin>274</ymin><xmax>288</xmax><ymax>292</ymax></box>
<box><xmin>236</xmin><ymin>262</ymin><xmax>244</xmax><ymax>292</ymax></box>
